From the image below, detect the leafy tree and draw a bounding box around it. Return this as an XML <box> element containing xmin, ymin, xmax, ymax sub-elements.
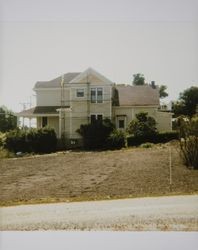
<box><xmin>0</xmin><ymin>106</ymin><xmax>17</xmax><ymax>132</ymax></box>
<box><xmin>127</xmin><ymin>112</ymin><xmax>157</xmax><ymax>137</ymax></box>
<box><xmin>132</xmin><ymin>73</ymin><xmax>145</xmax><ymax>85</ymax></box>
<box><xmin>173</xmin><ymin>86</ymin><xmax>198</xmax><ymax>117</ymax></box>
<box><xmin>159</xmin><ymin>85</ymin><xmax>168</xmax><ymax>99</ymax></box>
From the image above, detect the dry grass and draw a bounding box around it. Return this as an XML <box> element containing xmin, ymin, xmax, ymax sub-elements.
<box><xmin>0</xmin><ymin>142</ymin><xmax>198</xmax><ymax>206</ymax></box>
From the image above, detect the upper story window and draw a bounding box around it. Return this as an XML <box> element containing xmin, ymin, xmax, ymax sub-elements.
<box><xmin>91</xmin><ymin>87</ymin><xmax>103</xmax><ymax>103</ymax></box>
<box><xmin>76</xmin><ymin>89</ymin><xmax>84</xmax><ymax>97</ymax></box>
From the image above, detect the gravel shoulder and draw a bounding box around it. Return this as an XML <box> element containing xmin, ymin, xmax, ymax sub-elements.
<box><xmin>0</xmin><ymin>195</ymin><xmax>198</xmax><ymax>231</ymax></box>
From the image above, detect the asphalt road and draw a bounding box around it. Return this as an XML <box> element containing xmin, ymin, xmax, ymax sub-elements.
<box><xmin>0</xmin><ymin>195</ymin><xmax>198</xmax><ymax>231</ymax></box>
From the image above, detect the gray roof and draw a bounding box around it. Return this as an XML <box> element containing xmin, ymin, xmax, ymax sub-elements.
<box><xmin>115</xmin><ymin>85</ymin><xmax>159</xmax><ymax>106</ymax></box>
<box><xmin>17</xmin><ymin>106</ymin><xmax>69</xmax><ymax>117</ymax></box>
<box><xmin>34</xmin><ymin>72</ymin><xmax>81</xmax><ymax>88</ymax></box>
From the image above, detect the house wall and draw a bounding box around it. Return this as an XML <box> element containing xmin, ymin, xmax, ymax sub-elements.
<box><xmin>48</xmin><ymin>117</ymin><xmax>59</xmax><ymax>135</ymax></box>
<box><xmin>113</xmin><ymin>106</ymin><xmax>172</xmax><ymax>132</ymax></box>
<box><xmin>37</xmin><ymin>116</ymin><xmax>59</xmax><ymax>135</ymax></box>
<box><xmin>155</xmin><ymin>111</ymin><xmax>172</xmax><ymax>131</ymax></box>
<box><xmin>113</xmin><ymin>106</ymin><xmax>157</xmax><ymax>128</ymax></box>
<box><xmin>35</xmin><ymin>83</ymin><xmax>112</xmax><ymax>141</ymax></box>
<box><xmin>36</xmin><ymin>89</ymin><xmax>70</xmax><ymax>106</ymax></box>
<box><xmin>66</xmin><ymin>84</ymin><xmax>112</xmax><ymax>139</ymax></box>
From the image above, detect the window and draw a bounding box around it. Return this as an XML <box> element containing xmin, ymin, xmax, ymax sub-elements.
<box><xmin>118</xmin><ymin>119</ymin><xmax>125</xmax><ymax>129</ymax></box>
<box><xmin>90</xmin><ymin>114</ymin><xmax>103</xmax><ymax>124</ymax></box>
<box><xmin>91</xmin><ymin>88</ymin><xmax>96</xmax><ymax>103</ymax></box>
<box><xmin>91</xmin><ymin>88</ymin><xmax>103</xmax><ymax>103</ymax></box>
<box><xmin>97</xmin><ymin>88</ymin><xmax>103</xmax><ymax>103</ymax></box>
<box><xmin>76</xmin><ymin>89</ymin><xmax>84</xmax><ymax>97</ymax></box>
<box><xmin>42</xmin><ymin>117</ymin><xmax>48</xmax><ymax>127</ymax></box>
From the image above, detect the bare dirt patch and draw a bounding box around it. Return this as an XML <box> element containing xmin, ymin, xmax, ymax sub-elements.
<box><xmin>0</xmin><ymin>143</ymin><xmax>198</xmax><ymax>206</ymax></box>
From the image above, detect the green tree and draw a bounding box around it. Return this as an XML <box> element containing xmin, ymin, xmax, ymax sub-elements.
<box><xmin>0</xmin><ymin>106</ymin><xmax>17</xmax><ymax>132</ymax></box>
<box><xmin>127</xmin><ymin>112</ymin><xmax>157</xmax><ymax>137</ymax></box>
<box><xmin>132</xmin><ymin>73</ymin><xmax>145</xmax><ymax>85</ymax></box>
<box><xmin>159</xmin><ymin>85</ymin><xmax>168</xmax><ymax>99</ymax></box>
<box><xmin>173</xmin><ymin>86</ymin><xmax>198</xmax><ymax>117</ymax></box>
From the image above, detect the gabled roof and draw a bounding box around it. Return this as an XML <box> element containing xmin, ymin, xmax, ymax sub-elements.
<box><xmin>34</xmin><ymin>73</ymin><xmax>81</xmax><ymax>89</ymax></box>
<box><xmin>115</xmin><ymin>85</ymin><xmax>159</xmax><ymax>106</ymax></box>
<box><xmin>34</xmin><ymin>67</ymin><xmax>113</xmax><ymax>89</ymax></box>
<box><xmin>70</xmin><ymin>67</ymin><xmax>113</xmax><ymax>85</ymax></box>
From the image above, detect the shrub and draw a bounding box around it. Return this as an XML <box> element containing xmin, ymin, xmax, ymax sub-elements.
<box><xmin>180</xmin><ymin>136</ymin><xmax>198</xmax><ymax>169</ymax></box>
<box><xmin>127</xmin><ymin>131</ymin><xmax>179</xmax><ymax>147</ymax></box>
<box><xmin>77</xmin><ymin>119</ymin><xmax>114</xmax><ymax>150</ymax></box>
<box><xmin>35</xmin><ymin>127</ymin><xmax>57</xmax><ymax>153</ymax></box>
<box><xmin>127</xmin><ymin>112</ymin><xmax>157</xmax><ymax>137</ymax></box>
<box><xmin>106</xmin><ymin>130</ymin><xmax>126</xmax><ymax>149</ymax></box>
<box><xmin>5</xmin><ymin>127</ymin><xmax>57</xmax><ymax>154</ymax></box>
<box><xmin>5</xmin><ymin>129</ymin><xmax>27</xmax><ymax>153</ymax></box>
<box><xmin>0</xmin><ymin>148</ymin><xmax>15</xmax><ymax>158</ymax></box>
<box><xmin>0</xmin><ymin>132</ymin><xmax>6</xmax><ymax>148</ymax></box>
<box><xmin>152</xmin><ymin>131</ymin><xmax>179</xmax><ymax>143</ymax></box>
<box><xmin>140</xmin><ymin>142</ymin><xmax>154</xmax><ymax>148</ymax></box>
<box><xmin>178</xmin><ymin>115</ymin><xmax>198</xmax><ymax>169</ymax></box>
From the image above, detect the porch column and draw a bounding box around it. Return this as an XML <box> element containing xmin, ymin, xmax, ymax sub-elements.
<box><xmin>59</xmin><ymin>110</ymin><xmax>62</xmax><ymax>139</ymax></box>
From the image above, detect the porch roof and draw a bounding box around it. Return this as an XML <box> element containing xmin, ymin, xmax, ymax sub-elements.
<box><xmin>17</xmin><ymin>106</ymin><xmax>70</xmax><ymax>117</ymax></box>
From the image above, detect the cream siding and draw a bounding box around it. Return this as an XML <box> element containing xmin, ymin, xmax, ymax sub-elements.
<box><xmin>113</xmin><ymin>106</ymin><xmax>172</xmax><ymax>132</ymax></box>
<box><xmin>36</xmin><ymin>89</ymin><xmax>70</xmax><ymax>106</ymax></box>
<box><xmin>36</xmin><ymin>117</ymin><xmax>59</xmax><ymax>135</ymax></box>
<box><xmin>155</xmin><ymin>111</ymin><xmax>172</xmax><ymax>132</ymax></box>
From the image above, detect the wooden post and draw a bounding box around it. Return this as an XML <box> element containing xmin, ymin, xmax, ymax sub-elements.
<box><xmin>169</xmin><ymin>146</ymin><xmax>172</xmax><ymax>191</ymax></box>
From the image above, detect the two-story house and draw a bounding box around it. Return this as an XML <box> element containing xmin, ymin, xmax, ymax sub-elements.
<box><xmin>17</xmin><ymin>67</ymin><xmax>172</xmax><ymax>146</ymax></box>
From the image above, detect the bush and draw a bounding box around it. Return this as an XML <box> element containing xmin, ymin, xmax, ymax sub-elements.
<box><xmin>140</xmin><ymin>142</ymin><xmax>154</xmax><ymax>148</ymax></box>
<box><xmin>5</xmin><ymin>129</ymin><xmax>27</xmax><ymax>153</ymax></box>
<box><xmin>106</xmin><ymin>130</ymin><xmax>126</xmax><ymax>149</ymax></box>
<box><xmin>5</xmin><ymin>127</ymin><xmax>57</xmax><ymax>154</ymax></box>
<box><xmin>38</xmin><ymin>127</ymin><xmax>57</xmax><ymax>153</ymax></box>
<box><xmin>178</xmin><ymin>115</ymin><xmax>198</xmax><ymax>169</ymax></box>
<box><xmin>153</xmin><ymin>131</ymin><xmax>179</xmax><ymax>143</ymax></box>
<box><xmin>127</xmin><ymin>131</ymin><xmax>179</xmax><ymax>147</ymax></box>
<box><xmin>0</xmin><ymin>132</ymin><xmax>6</xmax><ymax>148</ymax></box>
<box><xmin>127</xmin><ymin>112</ymin><xmax>157</xmax><ymax>137</ymax></box>
<box><xmin>180</xmin><ymin>136</ymin><xmax>198</xmax><ymax>169</ymax></box>
<box><xmin>77</xmin><ymin>119</ymin><xmax>114</xmax><ymax>150</ymax></box>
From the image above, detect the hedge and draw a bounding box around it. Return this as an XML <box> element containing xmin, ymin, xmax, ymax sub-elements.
<box><xmin>106</xmin><ymin>130</ymin><xmax>126</xmax><ymax>150</ymax></box>
<box><xmin>5</xmin><ymin>127</ymin><xmax>57</xmax><ymax>154</ymax></box>
<box><xmin>127</xmin><ymin>131</ymin><xmax>179</xmax><ymax>147</ymax></box>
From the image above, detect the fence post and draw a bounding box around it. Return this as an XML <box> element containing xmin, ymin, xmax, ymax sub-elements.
<box><xmin>169</xmin><ymin>146</ymin><xmax>172</xmax><ymax>191</ymax></box>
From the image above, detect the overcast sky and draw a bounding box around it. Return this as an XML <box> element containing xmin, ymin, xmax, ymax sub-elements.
<box><xmin>0</xmin><ymin>0</ymin><xmax>198</xmax><ymax>113</ymax></box>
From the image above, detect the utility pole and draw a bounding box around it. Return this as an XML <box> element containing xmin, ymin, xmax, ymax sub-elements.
<box><xmin>19</xmin><ymin>97</ymin><xmax>32</xmax><ymax>128</ymax></box>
